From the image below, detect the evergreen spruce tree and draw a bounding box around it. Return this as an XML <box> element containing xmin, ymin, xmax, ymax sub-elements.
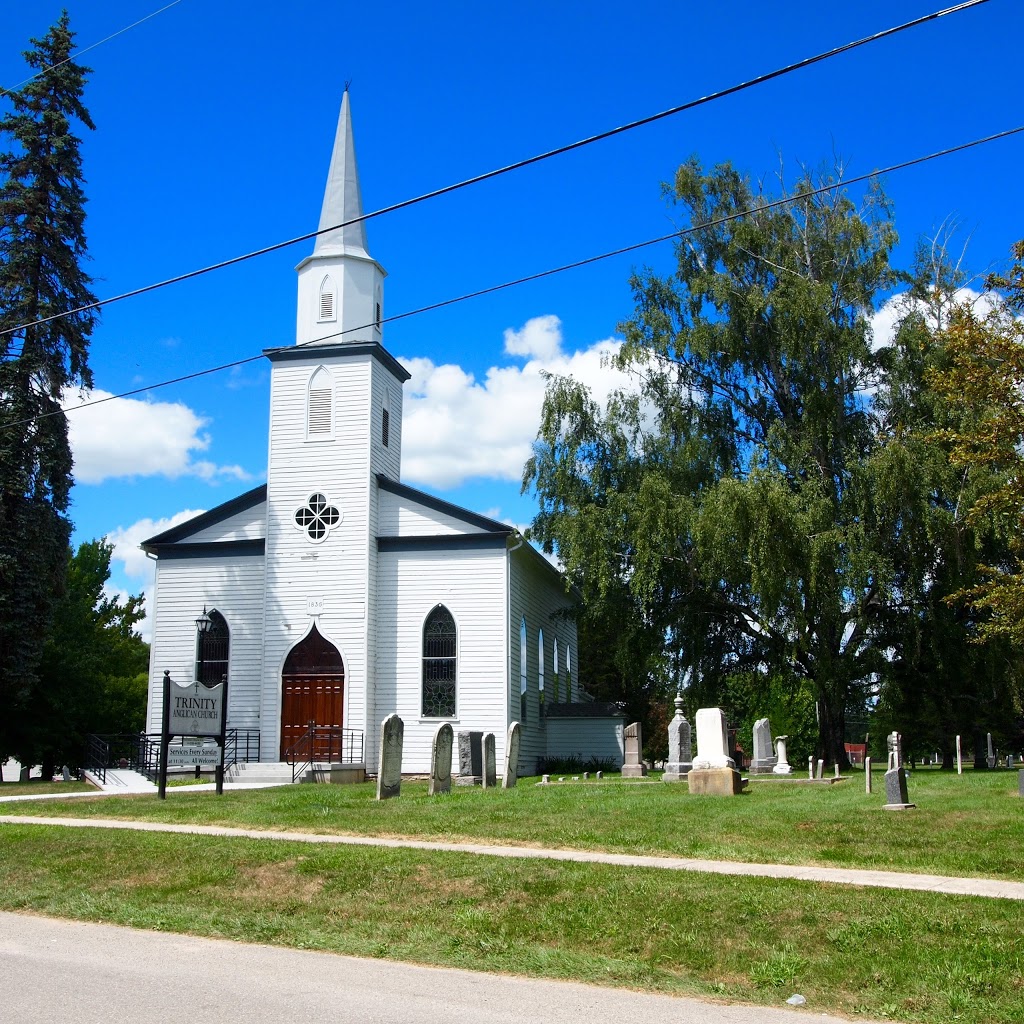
<box><xmin>0</xmin><ymin>13</ymin><xmax>97</xmax><ymax>768</ymax></box>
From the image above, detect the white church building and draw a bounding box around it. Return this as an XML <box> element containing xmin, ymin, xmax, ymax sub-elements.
<box><xmin>142</xmin><ymin>91</ymin><xmax>625</xmax><ymax>778</ymax></box>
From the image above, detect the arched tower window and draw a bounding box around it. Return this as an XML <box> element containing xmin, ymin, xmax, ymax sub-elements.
<box><xmin>538</xmin><ymin>628</ymin><xmax>545</xmax><ymax>714</ymax></box>
<box><xmin>196</xmin><ymin>609</ymin><xmax>229</xmax><ymax>686</ymax></box>
<box><xmin>307</xmin><ymin>367</ymin><xmax>333</xmax><ymax>438</ymax></box>
<box><xmin>519</xmin><ymin>617</ymin><xmax>528</xmax><ymax>723</ymax></box>
<box><xmin>374</xmin><ymin>282</ymin><xmax>383</xmax><ymax>336</ymax></box>
<box><xmin>552</xmin><ymin>637</ymin><xmax>560</xmax><ymax>703</ymax></box>
<box><xmin>318</xmin><ymin>275</ymin><xmax>336</xmax><ymax>323</ymax></box>
<box><xmin>422</xmin><ymin>604</ymin><xmax>457</xmax><ymax>718</ymax></box>
<box><xmin>382</xmin><ymin>387</ymin><xmax>391</xmax><ymax>448</ymax></box>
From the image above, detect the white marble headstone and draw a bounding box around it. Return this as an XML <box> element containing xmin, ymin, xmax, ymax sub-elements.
<box><xmin>693</xmin><ymin>707</ymin><xmax>735</xmax><ymax>769</ymax></box>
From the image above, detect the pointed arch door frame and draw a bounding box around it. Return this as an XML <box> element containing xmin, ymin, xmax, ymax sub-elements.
<box><xmin>279</xmin><ymin>622</ymin><xmax>346</xmax><ymax>761</ymax></box>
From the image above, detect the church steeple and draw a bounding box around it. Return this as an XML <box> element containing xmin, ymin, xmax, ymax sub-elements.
<box><xmin>295</xmin><ymin>88</ymin><xmax>386</xmax><ymax>347</ymax></box>
<box><xmin>314</xmin><ymin>87</ymin><xmax>370</xmax><ymax>261</ymax></box>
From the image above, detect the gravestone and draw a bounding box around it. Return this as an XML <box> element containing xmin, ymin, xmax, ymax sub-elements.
<box><xmin>1019</xmin><ymin>769</ymin><xmax>1024</xmax><ymax>798</ymax></box>
<box><xmin>596</xmin><ymin>770</ymin><xmax>603</xmax><ymax>780</ymax></box>
<box><xmin>750</xmin><ymin>718</ymin><xmax>777</xmax><ymax>774</ymax></box>
<box><xmin>19</xmin><ymin>766</ymin><xmax>29</xmax><ymax>783</ymax></box>
<box><xmin>688</xmin><ymin>707</ymin><xmax>743</xmax><ymax>795</ymax></box>
<box><xmin>865</xmin><ymin>756</ymin><xmax>872</xmax><ymax>793</ymax></box>
<box><xmin>987</xmin><ymin>732</ymin><xmax>996</xmax><ymax>769</ymax></box>
<box><xmin>808</xmin><ymin>756</ymin><xmax>814</xmax><ymax>780</ymax></box>
<box><xmin>663</xmin><ymin>695</ymin><xmax>693</xmax><ymax>782</ymax></box>
<box><xmin>621</xmin><ymin>722</ymin><xmax>647</xmax><ymax>778</ymax></box>
<box><xmin>816</xmin><ymin>759</ymin><xmax>824</xmax><ymax>780</ymax></box>
<box><xmin>482</xmin><ymin>733</ymin><xmax>496</xmax><ymax>788</ymax></box>
<box><xmin>428</xmin><ymin>722</ymin><xmax>453</xmax><ymax>796</ymax></box>
<box><xmin>376</xmin><ymin>713</ymin><xmax>404</xmax><ymax>800</ymax></box>
<box><xmin>772</xmin><ymin>735</ymin><xmax>792</xmax><ymax>774</ymax></box>
<box><xmin>456</xmin><ymin>730</ymin><xmax>483</xmax><ymax>785</ymax></box>
<box><xmin>956</xmin><ymin>734</ymin><xmax>963</xmax><ymax>775</ymax></box>
<box><xmin>61</xmin><ymin>765</ymin><xmax>71</xmax><ymax>782</ymax></box>
<box><xmin>882</xmin><ymin>731</ymin><xmax>915</xmax><ymax>810</ymax></box>
<box><xmin>502</xmin><ymin>721</ymin><xmax>521</xmax><ymax>789</ymax></box>
<box><xmin>1009</xmin><ymin>754</ymin><xmax>1015</xmax><ymax>770</ymax></box>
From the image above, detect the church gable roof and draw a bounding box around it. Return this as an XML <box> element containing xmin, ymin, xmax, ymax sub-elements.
<box><xmin>376</xmin><ymin>474</ymin><xmax>513</xmax><ymax>536</ymax></box>
<box><xmin>141</xmin><ymin>485</ymin><xmax>268</xmax><ymax>554</ymax></box>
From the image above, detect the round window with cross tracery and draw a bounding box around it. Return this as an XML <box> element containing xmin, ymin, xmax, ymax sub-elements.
<box><xmin>294</xmin><ymin>492</ymin><xmax>342</xmax><ymax>543</ymax></box>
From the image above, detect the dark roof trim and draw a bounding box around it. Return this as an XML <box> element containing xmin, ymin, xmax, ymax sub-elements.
<box><xmin>263</xmin><ymin>341</ymin><xmax>411</xmax><ymax>383</ymax></box>
<box><xmin>378</xmin><ymin>533</ymin><xmax>509</xmax><ymax>553</ymax></box>
<box><xmin>146</xmin><ymin>539</ymin><xmax>266</xmax><ymax>560</ymax></box>
<box><xmin>376</xmin><ymin>474</ymin><xmax>512</xmax><ymax>533</ymax></box>
<box><xmin>141</xmin><ymin>485</ymin><xmax>268</xmax><ymax>551</ymax></box>
<box><xmin>544</xmin><ymin>702</ymin><xmax>627</xmax><ymax>719</ymax></box>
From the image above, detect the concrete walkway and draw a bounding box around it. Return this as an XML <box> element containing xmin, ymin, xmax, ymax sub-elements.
<box><xmin>3</xmin><ymin>813</ymin><xmax>1023</xmax><ymax>901</ymax></box>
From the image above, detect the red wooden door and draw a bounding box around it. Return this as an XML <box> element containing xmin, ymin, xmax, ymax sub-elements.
<box><xmin>280</xmin><ymin>625</ymin><xmax>344</xmax><ymax>760</ymax></box>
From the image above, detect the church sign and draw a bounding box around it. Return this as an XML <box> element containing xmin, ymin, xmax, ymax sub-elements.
<box><xmin>169</xmin><ymin>679</ymin><xmax>224</xmax><ymax>736</ymax></box>
<box><xmin>158</xmin><ymin>670</ymin><xmax>229</xmax><ymax>799</ymax></box>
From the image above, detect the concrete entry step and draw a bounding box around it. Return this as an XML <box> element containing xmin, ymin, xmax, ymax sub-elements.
<box><xmin>83</xmin><ymin>768</ymin><xmax>157</xmax><ymax>793</ymax></box>
<box><xmin>226</xmin><ymin>762</ymin><xmax>298</xmax><ymax>785</ymax></box>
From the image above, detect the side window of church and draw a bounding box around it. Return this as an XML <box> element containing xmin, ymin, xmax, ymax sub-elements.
<box><xmin>538</xmin><ymin>628</ymin><xmax>545</xmax><ymax>715</ymax></box>
<box><xmin>552</xmin><ymin>637</ymin><xmax>559</xmax><ymax>703</ymax></box>
<box><xmin>308</xmin><ymin>367</ymin><xmax>333</xmax><ymax>438</ymax></box>
<box><xmin>318</xmin><ymin>275</ymin><xmax>336</xmax><ymax>323</ymax></box>
<box><xmin>196</xmin><ymin>610</ymin><xmax>229</xmax><ymax>686</ymax></box>
<box><xmin>422</xmin><ymin>604</ymin><xmax>457</xmax><ymax>718</ymax></box>
<box><xmin>382</xmin><ymin>388</ymin><xmax>390</xmax><ymax>448</ymax></box>
<box><xmin>519</xmin><ymin>617</ymin><xmax>528</xmax><ymax>723</ymax></box>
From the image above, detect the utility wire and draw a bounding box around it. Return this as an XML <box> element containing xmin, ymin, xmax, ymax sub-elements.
<box><xmin>0</xmin><ymin>1</ymin><xmax>187</xmax><ymax>98</ymax></box>
<box><xmin>0</xmin><ymin>0</ymin><xmax>990</xmax><ymax>343</ymax></box>
<box><xmin>12</xmin><ymin>122</ymin><xmax>1019</xmax><ymax>434</ymax></box>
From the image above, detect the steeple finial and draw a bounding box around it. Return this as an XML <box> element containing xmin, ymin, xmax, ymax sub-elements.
<box><xmin>314</xmin><ymin>89</ymin><xmax>370</xmax><ymax>260</ymax></box>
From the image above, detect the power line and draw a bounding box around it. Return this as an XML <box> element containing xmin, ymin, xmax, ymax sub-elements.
<box><xmin>12</xmin><ymin>121</ymin><xmax>1021</xmax><ymax>433</ymax></box>
<box><xmin>0</xmin><ymin>1</ymin><xmax>187</xmax><ymax>98</ymax></box>
<box><xmin>0</xmin><ymin>0</ymin><xmax>990</xmax><ymax>343</ymax></box>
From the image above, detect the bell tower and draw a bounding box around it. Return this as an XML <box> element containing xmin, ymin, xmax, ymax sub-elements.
<box><xmin>294</xmin><ymin>88</ymin><xmax>386</xmax><ymax>347</ymax></box>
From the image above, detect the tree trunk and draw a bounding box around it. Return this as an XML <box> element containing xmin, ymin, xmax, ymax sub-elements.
<box><xmin>817</xmin><ymin>695</ymin><xmax>848</xmax><ymax>769</ymax></box>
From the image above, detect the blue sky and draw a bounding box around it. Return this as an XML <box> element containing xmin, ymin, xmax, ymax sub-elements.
<box><xmin>1</xmin><ymin>0</ymin><xmax>1022</xmax><ymax>635</ymax></box>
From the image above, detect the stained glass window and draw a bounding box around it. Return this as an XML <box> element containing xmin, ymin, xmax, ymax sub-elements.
<box><xmin>294</xmin><ymin>492</ymin><xmax>341</xmax><ymax>542</ymax></box>
<box><xmin>422</xmin><ymin>605</ymin><xmax>456</xmax><ymax>718</ymax></box>
<box><xmin>196</xmin><ymin>609</ymin><xmax>229</xmax><ymax>686</ymax></box>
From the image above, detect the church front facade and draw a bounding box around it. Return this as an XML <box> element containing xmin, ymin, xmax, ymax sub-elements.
<box><xmin>142</xmin><ymin>91</ymin><xmax>623</xmax><ymax>776</ymax></box>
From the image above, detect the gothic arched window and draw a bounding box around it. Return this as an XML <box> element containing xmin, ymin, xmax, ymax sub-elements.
<box><xmin>318</xmin><ymin>275</ymin><xmax>336</xmax><ymax>323</ymax></box>
<box><xmin>308</xmin><ymin>366</ymin><xmax>333</xmax><ymax>438</ymax></box>
<box><xmin>552</xmin><ymin>636</ymin><xmax>560</xmax><ymax>703</ymax></box>
<box><xmin>519</xmin><ymin>617</ymin><xmax>528</xmax><ymax>723</ymax></box>
<box><xmin>538</xmin><ymin>628</ymin><xmax>545</xmax><ymax>714</ymax></box>
<box><xmin>422</xmin><ymin>604</ymin><xmax>457</xmax><ymax>718</ymax></box>
<box><xmin>196</xmin><ymin>609</ymin><xmax>229</xmax><ymax>686</ymax></box>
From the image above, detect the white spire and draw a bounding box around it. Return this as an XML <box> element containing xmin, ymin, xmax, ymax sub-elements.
<box><xmin>314</xmin><ymin>88</ymin><xmax>370</xmax><ymax>260</ymax></box>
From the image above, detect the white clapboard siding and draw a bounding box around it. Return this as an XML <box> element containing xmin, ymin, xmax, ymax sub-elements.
<box><xmin>373</xmin><ymin>545</ymin><xmax>508</xmax><ymax>774</ymax></box>
<box><xmin>377</xmin><ymin>489</ymin><xmax>488</xmax><ymax>536</ymax></box>
<box><xmin>546</xmin><ymin>718</ymin><xmax>625</xmax><ymax>763</ymax></box>
<box><xmin>146</xmin><ymin>553</ymin><xmax>266</xmax><ymax>740</ymax></box>
<box><xmin>508</xmin><ymin>545</ymin><xmax>578</xmax><ymax>777</ymax></box>
<box><xmin>186</xmin><ymin>502</ymin><xmax>267</xmax><ymax>543</ymax></box>
<box><xmin>264</xmin><ymin>354</ymin><xmax>374</xmax><ymax>751</ymax></box>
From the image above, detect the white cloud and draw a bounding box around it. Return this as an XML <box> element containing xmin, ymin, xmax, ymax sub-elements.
<box><xmin>105</xmin><ymin>509</ymin><xmax>206</xmax><ymax>643</ymax></box>
<box><xmin>400</xmin><ymin>315</ymin><xmax>631</xmax><ymax>489</ymax></box>
<box><xmin>65</xmin><ymin>389</ymin><xmax>253</xmax><ymax>485</ymax></box>
<box><xmin>869</xmin><ymin>287</ymin><xmax>1003</xmax><ymax>352</ymax></box>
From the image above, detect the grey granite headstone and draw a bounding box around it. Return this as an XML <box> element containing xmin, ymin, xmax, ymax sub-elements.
<box><xmin>61</xmin><ymin>765</ymin><xmax>71</xmax><ymax>782</ymax></box>
<box><xmin>772</xmin><ymin>735</ymin><xmax>792</xmax><ymax>774</ymax></box>
<box><xmin>750</xmin><ymin>717</ymin><xmax>777</xmax><ymax>774</ymax></box>
<box><xmin>429</xmin><ymin>722</ymin><xmax>453</xmax><ymax>796</ymax></box>
<box><xmin>622</xmin><ymin>721</ymin><xmax>647</xmax><ymax>778</ymax></box>
<box><xmin>882</xmin><ymin>764</ymin><xmax>915</xmax><ymax>810</ymax></box>
<box><xmin>482</xmin><ymin>733</ymin><xmax>496</xmax><ymax>788</ymax></box>
<box><xmin>502</xmin><ymin>721</ymin><xmax>521</xmax><ymax>789</ymax></box>
<box><xmin>456</xmin><ymin>730</ymin><xmax>483</xmax><ymax>785</ymax></box>
<box><xmin>663</xmin><ymin>695</ymin><xmax>693</xmax><ymax>782</ymax></box>
<box><xmin>376</xmin><ymin>713</ymin><xmax>404</xmax><ymax>800</ymax></box>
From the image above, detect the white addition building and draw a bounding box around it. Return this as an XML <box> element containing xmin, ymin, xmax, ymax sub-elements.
<box><xmin>142</xmin><ymin>91</ymin><xmax>624</xmax><ymax>777</ymax></box>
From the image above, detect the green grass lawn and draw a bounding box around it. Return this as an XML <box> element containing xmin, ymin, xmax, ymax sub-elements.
<box><xmin>0</xmin><ymin>779</ymin><xmax>93</xmax><ymax>796</ymax></box>
<box><xmin>3</xmin><ymin>766</ymin><xmax>1022</xmax><ymax>880</ymax></box>
<box><xmin>2</xmin><ymin>822</ymin><xmax>1022</xmax><ymax>1024</ymax></box>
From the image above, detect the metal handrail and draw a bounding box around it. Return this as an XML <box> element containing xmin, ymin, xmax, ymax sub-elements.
<box><xmin>84</xmin><ymin>729</ymin><xmax>263</xmax><ymax>782</ymax></box>
<box><xmin>285</xmin><ymin>725</ymin><xmax>364</xmax><ymax>783</ymax></box>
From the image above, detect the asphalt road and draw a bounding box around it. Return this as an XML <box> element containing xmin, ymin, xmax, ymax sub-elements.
<box><xmin>0</xmin><ymin>910</ymin><xmax>877</xmax><ymax>1024</ymax></box>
